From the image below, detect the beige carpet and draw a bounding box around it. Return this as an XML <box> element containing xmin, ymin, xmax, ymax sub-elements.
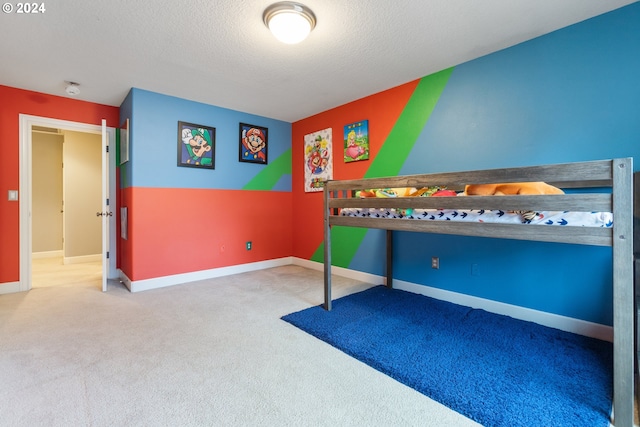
<box><xmin>0</xmin><ymin>260</ymin><xmax>481</xmax><ymax>427</ymax></box>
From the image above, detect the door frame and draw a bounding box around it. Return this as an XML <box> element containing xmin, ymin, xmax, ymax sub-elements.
<box><xmin>19</xmin><ymin>114</ymin><xmax>117</xmax><ymax>292</ymax></box>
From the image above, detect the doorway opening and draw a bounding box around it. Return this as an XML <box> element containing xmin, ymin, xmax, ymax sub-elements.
<box><xmin>19</xmin><ymin>115</ymin><xmax>117</xmax><ymax>293</ymax></box>
<box><xmin>31</xmin><ymin>126</ymin><xmax>103</xmax><ymax>289</ymax></box>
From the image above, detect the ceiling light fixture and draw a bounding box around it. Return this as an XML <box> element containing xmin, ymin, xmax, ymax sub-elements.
<box><xmin>65</xmin><ymin>81</ymin><xmax>81</xmax><ymax>96</ymax></box>
<box><xmin>263</xmin><ymin>2</ymin><xmax>316</xmax><ymax>44</ymax></box>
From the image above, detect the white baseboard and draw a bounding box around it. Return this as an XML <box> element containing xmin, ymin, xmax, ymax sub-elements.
<box><xmin>393</xmin><ymin>279</ymin><xmax>613</xmax><ymax>342</ymax></box>
<box><xmin>0</xmin><ymin>281</ymin><xmax>22</xmax><ymax>295</ymax></box>
<box><xmin>119</xmin><ymin>271</ymin><xmax>132</xmax><ymax>291</ymax></box>
<box><xmin>32</xmin><ymin>250</ymin><xmax>63</xmax><ymax>259</ymax></box>
<box><xmin>293</xmin><ymin>258</ymin><xmax>613</xmax><ymax>342</ymax></box>
<box><xmin>116</xmin><ymin>256</ymin><xmax>611</xmax><ymax>341</ymax></box>
<box><xmin>122</xmin><ymin>257</ymin><xmax>294</xmax><ymax>293</ymax></box>
<box><xmin>64</xmin><ymin>254</ymin><xmax>101</xmax><ymax>265</ymax></box>
<box><xmin>292</xmin><ymin>257</ymin><xmax>389</xmax><ymax>285</ymax></box>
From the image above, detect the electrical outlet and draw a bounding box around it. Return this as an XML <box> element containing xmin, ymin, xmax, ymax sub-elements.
<box><xmin>431</xmin><ymin>257</ymin><xmax>439</xmax><ymax>269</ymax></box>
<box><xmin>246</xmin><ymin>241</ymin><xmax>252</xmax><ymax>251</ymax></box>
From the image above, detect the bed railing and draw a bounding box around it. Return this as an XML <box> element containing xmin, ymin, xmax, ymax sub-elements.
<box><xmin>324</xmin><ymin>158</ymin><xmax>630</xmax><ymax>246</ymax></box>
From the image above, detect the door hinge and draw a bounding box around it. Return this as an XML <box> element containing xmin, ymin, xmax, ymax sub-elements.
<box><xmin>106</xmin><ymin>251</ymin><xmax>109</xmax><ymax>259</ymax></box>
<box><xmin>106</xmin><ymin>146</ymin><xmax>109</xmax><ymax>152</ymax></box>
<box><xmin>106</xmin><ymin>198</ymin><xmax>109</xmax><ymax>206</ymax></box>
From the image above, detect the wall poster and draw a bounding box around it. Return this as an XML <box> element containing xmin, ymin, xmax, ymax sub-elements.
<box><xmin>239</xmin><ymin>122</ymin><xmax>268</xmax><ymax>164</ymax></box>
<box><xmin>177</xmin><ymin>121</ymin><xmax>215</xmax><ymax>169</ymax></box>
<box><xmin>343</xmin><ymin>120</ymin><xmax>369</xmax><ymax>162</ymax></box>
<box><xmin>303</xmin><ymin>128</ymin><xmax>332</xmax><ymax>192</ymax></box>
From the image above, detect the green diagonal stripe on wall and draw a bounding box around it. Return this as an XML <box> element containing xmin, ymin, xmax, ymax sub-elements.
<box><xmin>311</xmin><ymin>228</ymin><xmax>369</xmax><ymax>267</ymax></box>
<box><xmin>311</xmin><ymin>68</ymin><xmax>454</xmax><ymax>266</ymax></box>
<box><xmin>243</xmin><ymin>148</ymin><xmax>292</xmax><ymax>190</ymax></box>
<box><xmin>365</xmin><ymin>67</ymin><xmax>454</xmax><ymax>179</ymax></box>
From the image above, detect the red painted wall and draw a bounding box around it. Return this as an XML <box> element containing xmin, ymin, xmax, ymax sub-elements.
<box><xmin>120</xmin><ymin>187</ymin><xmax>292</xmax><ymax>281</ymax></box>
<box><xmin>290</xmin><ymin>81</ymin><xmax>420</xmax><ymax>259</ymax></box>
<box><xmin>1</xmin><ymin>81</ymin><xmax>416</xmax><ymax>285</ymax></box>
<box><xmin>0</xmin><ymin>85</ymin><xmax>119</xmax><ymax>285</ymax></box>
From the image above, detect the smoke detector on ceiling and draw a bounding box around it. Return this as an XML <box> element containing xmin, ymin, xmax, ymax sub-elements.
<box><xmin>65</xmin><ymin>81</ymin><xmax>81</xmax><ymax>96</ymax></box>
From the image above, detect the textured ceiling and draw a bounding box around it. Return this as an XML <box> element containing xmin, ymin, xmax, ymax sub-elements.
<box><xmin>0</xmin><ymin>0</ymin><xmax>636</xmax><ymax>122</ymax></box>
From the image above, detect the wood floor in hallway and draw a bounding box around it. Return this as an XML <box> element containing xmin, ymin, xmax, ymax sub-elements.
<box><xmin>31</xmin><ymin>256</ymin><xmax>102</xmax><ymax>289</ymax></box>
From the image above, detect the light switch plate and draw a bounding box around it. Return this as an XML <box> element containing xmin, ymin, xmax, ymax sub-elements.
<box><xmin>8</xmin><ymin>190</ymin><xmax>18</xmax><ymax>201</ymax></box>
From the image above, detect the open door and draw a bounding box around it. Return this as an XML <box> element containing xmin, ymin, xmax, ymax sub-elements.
<box><xmin>101</xmin><ymin>119</ymin><xmax>109</xmax><ymax>292</ymax></box>
<box><xmin>18</xmin><ymin>114</ymin><xmax>116</xmax><ymax>294</ymax></box>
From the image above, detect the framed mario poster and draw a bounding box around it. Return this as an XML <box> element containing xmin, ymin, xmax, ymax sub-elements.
<box><xmin>239</xmin><ymin>123</ymin><xmax>268</xmax><ymax>164</ymax></box>
<box><xmin>303</xmin><ymin>128</ymin><xmax>332</xmax><ymax>192</ymax></box>
<box><xmin>177</xmin><ymin>121</ymin><xmax>215</xmax><ymax>169</ymax></box>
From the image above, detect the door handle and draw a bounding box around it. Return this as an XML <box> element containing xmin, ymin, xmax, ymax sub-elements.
<box><xmin>96</xmin><ymin>211</ymin><xmax>113</xmax><ymax>217</ymax></box>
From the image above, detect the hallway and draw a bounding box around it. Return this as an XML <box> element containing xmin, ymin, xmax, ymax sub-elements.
<box><xmin>32</xmin><ymin>257</ymin><xmax>101</xmax><ymax>289</ymax></box>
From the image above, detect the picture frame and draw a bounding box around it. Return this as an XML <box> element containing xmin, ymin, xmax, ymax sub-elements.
<box><xmin>343</xmin><ymin>120</ymin><xmax>369</xmax><ymax>162</ymax></box>
<box><xmin>120</xmin><ymin>118</ymin><xmax>129</xmax><ymax>165</ymax></box>
<box><xmin>177</xmin><ymin>121</ymin><xmax>215</xmax><ymax>169</ymax></box>
<box><xmin>120</xmin><ymin>207</ymin><xmax>128</xmax><ymax>240</ymax></box>
<box><xmin>304</xmin><ymin>128</ymin><xmax>333</xmax><ymax>192</ymax></box>
<box><xmin>239</xmin><ymin>123</ymin><xmax>268</xmax><ymax>164</ymax></box>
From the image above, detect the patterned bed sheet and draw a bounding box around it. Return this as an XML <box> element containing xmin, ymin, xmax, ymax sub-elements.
<box><xmin>340</xmin><ymin>208</ymin><xmax>613</xmax><ymax>227</ymax></box>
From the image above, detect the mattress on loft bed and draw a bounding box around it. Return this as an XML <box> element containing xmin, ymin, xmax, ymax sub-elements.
<box><xmin>339</xmin><ymin>207</ymin><xmax>613</xmax><ymax>227</ymax></box>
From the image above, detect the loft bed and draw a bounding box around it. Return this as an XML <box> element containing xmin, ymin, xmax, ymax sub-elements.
<box><xmin>322</xmin><ymin>158</ymin><xmax>634</xmax><ymax>427</ymax></box>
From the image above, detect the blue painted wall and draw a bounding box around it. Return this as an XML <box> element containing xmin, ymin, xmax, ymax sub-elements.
<box><xmin>402</xmin><ymin>4</ymin><xmax>639</xmax><ymax>174</ymax></box>
<box><xmin>126</xmin><ymin>88</ymin><xmax>292</xmax><ymax>190</ymax></box>
<box><xmin>349</xmin><ymin>3</ymin><xmax>640</xmax><ymax>326</ymax></box>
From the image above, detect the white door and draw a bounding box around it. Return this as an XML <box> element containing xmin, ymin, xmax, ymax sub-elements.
<box><xmin>101</xmin><ymin>119</ymin><xmax>109</xmax><ymax>292</ymax></box>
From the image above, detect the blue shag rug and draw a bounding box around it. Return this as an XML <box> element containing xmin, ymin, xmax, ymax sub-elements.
<box><xmin>282</xmin><ymin>286</ymin><xmax>613</xmax><ymax>427</ymax></box>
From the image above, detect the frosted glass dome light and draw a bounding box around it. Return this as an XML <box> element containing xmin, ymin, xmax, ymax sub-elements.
<box><xmin>263</xmin><ymin>2</ymin><xmax>316</xmax><ymax>44</ymax></box>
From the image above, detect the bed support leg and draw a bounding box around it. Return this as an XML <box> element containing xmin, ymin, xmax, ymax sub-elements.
<box><xmin>324</xmin><ymin>236</ymin><xmax>332</xmax><ymax>311</ymax></box>
<box><xmin>612</xmin><ymin>158</ymin><xmax>634</xmax><ymax>427</ymax></box>
<box><xmin>323</xmin><ymin>187</ymin><xmax>332</xmax><ymax>311</ymax></box>
<box><xmin>386</xmin><ymin>230</ymin><xmax>393</xmax><ymax>288</ymax></box>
